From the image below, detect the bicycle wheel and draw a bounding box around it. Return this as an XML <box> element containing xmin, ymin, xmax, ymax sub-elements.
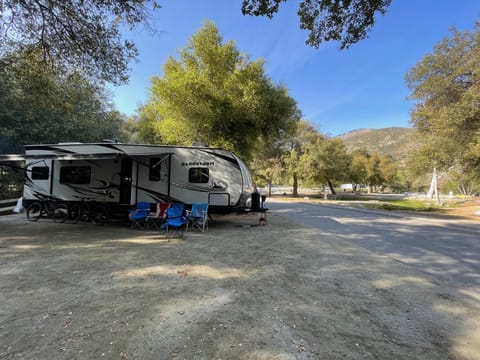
<box><xmin>69</xmin><ymin>204</ymin><xmax>82</xmax><ymax>224</ymax></box>
<box><xmin>53</xmin><ymin>204</ymin><xmax>69</xmax><ymax>223</ymax></box>
<box><xmin>26</xmin><ymin>203</ymin><xmax>43</xmax><ymax>222</ymax></box>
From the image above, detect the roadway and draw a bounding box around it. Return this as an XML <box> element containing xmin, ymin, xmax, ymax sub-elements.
<box><xmin>266</xmin><ymin>198</ymin><xmax>480</xmax><ymax>293</ymax></box>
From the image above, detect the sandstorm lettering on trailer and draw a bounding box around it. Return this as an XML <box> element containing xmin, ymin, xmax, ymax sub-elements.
<box><xmin>181</xmin><ymin>161</ymin><xmax>215</xmax><ymax>167</ymax></box>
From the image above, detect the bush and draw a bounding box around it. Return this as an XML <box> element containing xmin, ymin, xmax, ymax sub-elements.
<box><xmin>0</xmin><ymin>166</ymin><xmax>23</xmax><ymax>200</ymax></box>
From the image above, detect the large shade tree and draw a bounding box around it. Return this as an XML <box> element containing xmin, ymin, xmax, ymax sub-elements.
<box><xmin>283</xmin><ymin>120</ymin><xmax>321</xmax><ymax>196</ymax></box>
<box><xmin>300</xmin><ymin>137</ymin><xmax>350</xmax><ymax>195</ymax></box>
<box><xmin>139</xmin><ymin>22</ymin><xmax>300</xmax><ymax>161</ymax></box>
<box><xmin>405</xmin><ymin>23</ymin><xmax>480</xmax><ymax>192</ymax></box>
<box><xmin>0</xmin><ymin>51</ymin><xmax>125</xmax><ymax>145</ymax></box>
<box><xmin>250</xmin><ymin>152</ymin><xmax>284</xmax><ymax>196</ymax></box>
<box><xmin>363</xmin><ymin>151</ymin><xmax>386</xmax><ymax>192</ymax></box>
<box><xmin>0</xmin><ymin>0</ymin><xmax>159</xmax><ymax>84</ymax></box>
<box><xmin>250</xmin><ymin>120</ymin><xmax>314</xmax><ymax>196</ymax></box>
<box><xmin>241</xmin><ymin>0</ymin><xmax>392</xmax><ymax>49</ymax></box>
<box><xmin>347</xmin><ymin>149</ymin><xmax>399</xmax><ymax>192</ymax></box>
<box><xmin>348</xmin><ymin>149</ymin><xmax>369</xmax><ymax>191</ymax></box>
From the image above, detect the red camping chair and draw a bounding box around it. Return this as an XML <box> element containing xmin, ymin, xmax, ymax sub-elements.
<box><xmin>145</xmin><ymin>202</ymin><xmax>170</xmax><ymax>229</ymax></box>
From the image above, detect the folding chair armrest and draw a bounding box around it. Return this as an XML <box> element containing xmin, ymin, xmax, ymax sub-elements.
<box><xmin>166</xmin><ymin>214</ymin><xmax>187</xmax><ymax>223</ymax></box>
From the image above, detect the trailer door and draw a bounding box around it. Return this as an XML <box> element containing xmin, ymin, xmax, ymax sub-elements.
<box><xmin>120</xmin><ymin>157</ymin><xmax>133</xmax><ymax>205</ymax></box>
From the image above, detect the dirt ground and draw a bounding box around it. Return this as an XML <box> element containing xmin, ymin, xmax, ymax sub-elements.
<box><xmin>0</xmin><ymin>210</ymin><xmax>479</xmax><ymax>360</ymax></box>
<box><xmin>443</xmin><ymin>199</ymin><xmax>480</xmax><ymax>220</ymax></box>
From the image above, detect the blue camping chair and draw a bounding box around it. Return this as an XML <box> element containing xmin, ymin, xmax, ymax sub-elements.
<box><xmin>162</xmin><ymin>203</ymin><xmax>187</xmax><ymax>238</ymax></box>
<box><xmin>128</xmin><ymin>202</ymin><xmax>151</xmax><ymax>229</ymax></box>
<box><xmin>186</xmin><ymin>203</ymin><xmax>209</xmax><ymax>232</ymax></box>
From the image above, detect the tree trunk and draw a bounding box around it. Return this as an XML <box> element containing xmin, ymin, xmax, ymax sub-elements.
<box><xmin>267</xmin><ymin>182</ymin><xmax>272</xmax><ymax>197</ymax></box>
<box><xmin>427</xmin><ymin>167</ymin><xmax>441</xmax><ymax>204</ymax></box>
<box><xmin>327</xmin><ymin>179</ymin><xmax>336</xmax><ymax>195</ymax></box>
<box><xmin>292</xmin><ymin>174</ymin><xmax>298</xmax><ymax>197</ymax></box>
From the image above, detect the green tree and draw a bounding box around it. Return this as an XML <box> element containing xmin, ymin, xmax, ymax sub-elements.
<box><xmin>241</xmin><ymin>0</ymin><xmax>392</xmax><ymax>49</ymax></box>
<box><xmin>348</xmin><ymin>149</ymin><xmax>369</xmax><ymax>191</ymax></box>
<box><xmin>0</xmin><ymin>0</ymin><xmax>159</xmax><ymax>84</ymax></box>
<box><xmin>120</xmin><ymin>115</ymin><xmax>143</xmax><ymax>144</ymax></box>
<box><xmin>364</xmin><ymin>151</ymin><xmax>383</xmax><ymax>193</ymax></box>
<box><xmin>283</xmin><ymin>148</ymin><xmax>302</xmax><ymax>195</ymax></box>
<box><xmin>347</xmin><ymin>150</ymin><xmax>398</xmax><ymax>192</ymax></box>
<box><xmin>378</xmin><ymin>155</ymin><xmax>398</xmax><ymax>191</ymax></box>
<box><xmin>251</xmin><ymin>155</ymin><xmax>284</xmax><ymax>196</ymax></box>
<box><xmin>405</xmin><ymin>23</ymin><xmax>480</xmax><ymax>193</ymax></box>
<box><xmin>443</xmin><ymin>167</ymin><xmax>480</xmax><ymax>196</ymax></box>
<box><xmin>251</xmin><ymin>120</ymin><xmax>320</xmax><ymax>197</ymax></box>
<box><xmin>139</xmin><ymin>22</ymin><xmax>300</xmax><ymax>161</ymax></box>
<box><xmin>283</xmin><ymin>120</ymin><xmax>320</xmax><ymax>196</ymax></box>
<box><xmin>405</xmin><ymin>23</ymin><xmax>480</xmax><ymax>190</ymax></box>
<box><xmin>300</xmin><ymin>137</ymin><xmax>350</xmax><ymax>195</ymax></box>
<box><xmin>0</xmin><ymin>52</ymin><xmax>124</xmax><ymax>145</ymax></box>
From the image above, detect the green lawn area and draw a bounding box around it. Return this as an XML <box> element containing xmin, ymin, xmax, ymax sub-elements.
<box><xmin>362</xmin><ymin>199</ymin><xmax>445</xmax><ymax>212</ymax></box>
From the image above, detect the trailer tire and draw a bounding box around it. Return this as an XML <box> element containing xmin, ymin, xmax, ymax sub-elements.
<box><xmin>26</xmin><ymin>203</ymin><xmax>42</xmax><ymax>222</ymax></box>
<box><xmin>91</xmin><ymin>206</ymin><xmax>108</xmax><ymax>225</ymax></box>
<box><xmin>69</xmin><ymin>204</ymin><xmax>82</xmax><ymax>224</ymax></box>
<box><xmin>53</xmin><ymin>204</ymin><xmax>69</xmax><ymax>223</ymax></box>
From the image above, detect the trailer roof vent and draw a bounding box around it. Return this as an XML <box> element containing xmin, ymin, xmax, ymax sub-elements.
<box><xmin>102</xmin><ymin>138</ymin><xmax>120</xmax><ymax>143</ymax></box>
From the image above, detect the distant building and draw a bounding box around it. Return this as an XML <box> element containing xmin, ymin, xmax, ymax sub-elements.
<box><xmin>340</xmin><ymin>184</ymin><xmax>354</xmax><ymax>191</ymax></box>
<box><xmin>340</xmin><ymin>184</ymin><xmax>366</xmax><ymax>192</ymax></box>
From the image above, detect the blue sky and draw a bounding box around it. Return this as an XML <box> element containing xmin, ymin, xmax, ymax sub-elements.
<box><xmin>113</xmin><ymin>0</ymin><xmax>480</xmax><ymax>136</ymax></box>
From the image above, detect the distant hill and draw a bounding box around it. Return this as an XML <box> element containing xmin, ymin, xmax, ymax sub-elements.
<box><xmin>337</xmin><ymin>127</ymin><xmax>415</xmax><ymax>161</ymax></box>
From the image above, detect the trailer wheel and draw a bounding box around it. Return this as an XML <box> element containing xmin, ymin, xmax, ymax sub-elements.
<box><xmin>26</xmin><ymin>203</ymin><xmax>42</xmax><ymax>222</ymax></box>
<box><xmin>53</xmin><ymin>204</ymin><xmax>69</xmax><ymax>223</ymax></box>
<box><xmin>69</xmin><ymin>204</ymin><xmax>82</xmax><ymax>224</ymax></box>
<box><xmin>91</xmin><ymin>206</ymin><xmax>108</xmax><ymax>225</ymax></box>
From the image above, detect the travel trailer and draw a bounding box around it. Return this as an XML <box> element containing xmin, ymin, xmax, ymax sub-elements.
<box><xmin>0</xmin><ymin>142</ymin><xmax>257</xmax><ymax>214</ymax></box>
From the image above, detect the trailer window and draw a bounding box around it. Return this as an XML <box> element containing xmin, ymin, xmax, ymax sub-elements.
<box><xmin>149</xmin><ymin>158</ymin><xmax>161</xmax><ymax>181</ymax></box>
<box><xmin>31</xmin><ymin>166</ymin><xmax>49</xmax><ymax>180</ymax></box>
<box><xmin>60</xmin><ymin>166</ymin><xmax>91</xmax><ymax>184</ymax></box>
<box><xmin>189</xmin><ymin>168</ymin><xmax>209</xmax><ymax>183</ymax></box>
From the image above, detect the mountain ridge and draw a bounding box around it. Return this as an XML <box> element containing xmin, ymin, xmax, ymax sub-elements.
<box><xmin>337</xmin><ymin>127</ymin><xmax>415</xmax><ymax>160</ymax></box>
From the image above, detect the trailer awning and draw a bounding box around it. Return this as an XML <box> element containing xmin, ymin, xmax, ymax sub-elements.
<box><xmin>0</xmin><ymin>153</ymin><xmax>123</xmax><ymax>162</ymax></box>
<box><xmin>0</xmin><ymin>154</ymin><xmax>27</xmax><ymax>162</ymax></box>
<box><xmin>0</xmin><ymin>152</ymin><xmax>174</xmax><ymax>163</ymax></box>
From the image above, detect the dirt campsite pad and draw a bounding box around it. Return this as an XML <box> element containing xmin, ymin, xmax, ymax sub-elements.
<box><xmin>0</xmin><ymin>212</ymin><xmax>479</xmax><ymax>359</ymax></box>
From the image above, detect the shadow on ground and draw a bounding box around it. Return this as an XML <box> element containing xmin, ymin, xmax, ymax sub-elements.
<box><xmin>0</xmin><ymin>212</ymin><xmax>478</xmax><ymax>359</ymax></box>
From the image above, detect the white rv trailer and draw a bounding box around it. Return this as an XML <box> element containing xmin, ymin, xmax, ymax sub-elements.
<box><xmin>2</xmin><ymin>143</ymin><xmax>257</xmax><ymax>214</ymax></box>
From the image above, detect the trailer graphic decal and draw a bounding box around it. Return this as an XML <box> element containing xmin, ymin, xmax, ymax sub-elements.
<box><xmin>66</xmin><ymin>180</ymin><xmax>119</xmax><ymax>200</ymax></box>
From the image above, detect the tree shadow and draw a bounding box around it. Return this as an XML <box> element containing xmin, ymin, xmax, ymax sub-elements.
<box><xmin>0</xmin><ymin>212</ymin><xmax>478</xmax><ymax>359</ymax></box>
